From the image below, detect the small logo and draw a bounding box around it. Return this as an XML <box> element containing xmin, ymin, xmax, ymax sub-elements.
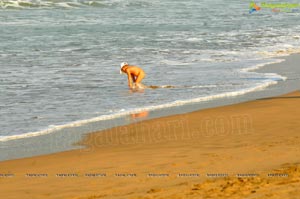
<box><xmin>249</xmin><ymin>2</ymin><xmax>300</xmax><ymax>13</ymax></box>
<box><xmin>249</xmin><ymin>2</ymin><xmax>261</xmax><ymax>13</ymax></box>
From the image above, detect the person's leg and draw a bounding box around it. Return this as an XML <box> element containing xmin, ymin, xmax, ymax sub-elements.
<box><xmin>135</xmin><ymin>72</ymin><xmax>146</xmax><ymax>88</ymax></box>
<box><xmin>135</xmin><ymin>72</ymin><xmax>145</xmax><ymax>83</ymax></box>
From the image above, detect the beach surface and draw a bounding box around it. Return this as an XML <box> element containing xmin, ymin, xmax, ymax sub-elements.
<box><xmin>1</xmin><ymin>91</ymin><xmax>300</xmax><ymax>199</ymax></box>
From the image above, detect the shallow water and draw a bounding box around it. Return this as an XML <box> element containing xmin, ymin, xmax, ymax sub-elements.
<box><xmin>0</xmin><ymin>0</ymin><xmax>300</xmax><ymax>141</ymax></box>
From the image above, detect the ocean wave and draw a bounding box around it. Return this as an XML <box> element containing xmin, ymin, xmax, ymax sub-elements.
<box><xmin>0</xmin><ymin>0</ymin><xmax>77</xmax><ymax>9</ymax></box>
<box><xmin>0</xmin><ymin>0</ymin><xmax>153</xmax><ymax>9</ymax></box>
<box><xmin>241</xmin><ymin>59</ymin><xmax>285</xmax><ymax>72</ymax></box>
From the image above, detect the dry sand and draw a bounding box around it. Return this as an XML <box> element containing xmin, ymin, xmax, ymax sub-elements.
<box><xmin>1</xmin><ymin>91</ymin><xmax>300</xmax><ymax>199</ymax></box>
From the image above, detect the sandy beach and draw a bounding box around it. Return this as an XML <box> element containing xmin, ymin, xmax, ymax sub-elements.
<box><xmin>2</xmin><ymin>1</ymin><xmax>300</xmax><ymax>198</ymax></box>
<box><xmin>1</xmin><ymin>91</ymin><xmax>300</xmax><ymax>199</ymax></box>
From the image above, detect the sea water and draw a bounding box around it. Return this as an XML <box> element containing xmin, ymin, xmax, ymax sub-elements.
<box><xmin>1</xmin><ymin>0</ymin><xmax>300</xmax><ymax>141</ymax></box>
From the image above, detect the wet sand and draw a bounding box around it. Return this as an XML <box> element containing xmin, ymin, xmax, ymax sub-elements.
<box><xmin>1</xmin><ymin>91</ymin><xmax>300</xmax><ymax>199</ymax></box>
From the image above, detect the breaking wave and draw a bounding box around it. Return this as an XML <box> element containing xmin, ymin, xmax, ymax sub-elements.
<box><xmin>0</xmin><ymin>0</ymin><xmax>153</xmax><ymax>9</ymax></box>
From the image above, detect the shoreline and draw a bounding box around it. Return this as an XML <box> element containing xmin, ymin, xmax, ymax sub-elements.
<box><xmin>1</xmin><ymin>53</ymin><xmax>300</xmax><ymax>161</ymax></box>
<box><xmin>1</xmin><ymin>90</ymin><xmax>300</xmax><ymax>198</ymax></box>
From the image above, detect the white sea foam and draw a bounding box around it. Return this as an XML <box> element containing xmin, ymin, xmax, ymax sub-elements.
<box><xmin>240</xmin><ymin>59</ymin><xmax>287</xmax><ymax>83</ymax></box>
<box><xmin>160</xmin><ymin>60</ymin><xmax>190</xmax><ymax>66</ymax></box>
<box><xmin>0</xmin><ymin>110</ymin><xmax>136</xmax><ymax>142</ymax></box>
<box><xmin>0</xmin><ymin>0</ymin><xmax>87</xmax><ymax>9</ymax></box>
<box><xmin>0</xmin><ymin>0</ymin><xmax>156</xmax><ymax>9</ymax></box>
<box><xmin>0</xmin><ymin>0</ymin><xmax>51</xmax><ymax>9</ymax></box>
<box><xmin>188</xmin><ymin>85</ymin><xmax>218</xmax><ymax>88</ymax></box>
<box><xmin>241</xmin><ymin>59</ymin><xmax>285</xmax><ymax>72</ymax></box>
<box><xmin>186</xmin><ymin>37</ymin><xmax>203</xmax><ymax>42</ymax></box>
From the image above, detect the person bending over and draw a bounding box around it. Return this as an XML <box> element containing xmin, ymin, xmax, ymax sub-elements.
<box><xmin>120</xmin><ymin>62</ymin><xmax>146</xmax><ymax>89</ymax></box>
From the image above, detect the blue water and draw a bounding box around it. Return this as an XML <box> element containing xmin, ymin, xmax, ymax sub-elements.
<box><xmin>1</xmin><ymin>0</ymin><xmax>300</xmax><ymax>141</ymax></box>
